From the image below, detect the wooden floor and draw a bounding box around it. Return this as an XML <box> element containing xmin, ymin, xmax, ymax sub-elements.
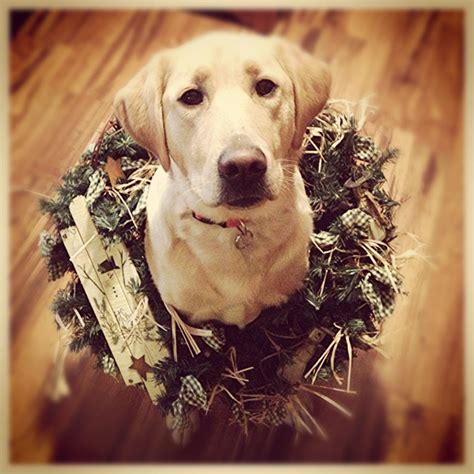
<box><xmin>9</xmin><ymin>9</ymin><xmax>464</xmax><ymax>463</ymax></box>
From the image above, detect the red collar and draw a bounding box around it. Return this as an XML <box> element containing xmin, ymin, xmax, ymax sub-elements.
<box><xmin>191</xmin><ymin>211</ymin><xmax>243</xmax><ymax>229</ymax></box>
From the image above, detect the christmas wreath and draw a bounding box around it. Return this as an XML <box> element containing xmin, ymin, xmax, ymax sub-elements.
<box><xmin>40</xmin><ymin>101</ymin><xmax>404</xmax><ymax>436</ymax></box>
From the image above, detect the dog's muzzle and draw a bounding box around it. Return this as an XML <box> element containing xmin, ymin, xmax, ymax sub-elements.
<box><xmin>218</xmin><ymin>141</ymin><xmax>269</xmax><ymax>208</ymax></box>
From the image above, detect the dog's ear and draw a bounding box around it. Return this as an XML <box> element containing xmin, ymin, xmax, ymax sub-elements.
<box><xmin>273</xmin><ymin>37</ymin><xmax>331</xmax><ymax>149</ymax></box>
<box><xmin>113</xmin><ymin>52</ymin><xmax>170</xmax><ymax>171</ymax></box>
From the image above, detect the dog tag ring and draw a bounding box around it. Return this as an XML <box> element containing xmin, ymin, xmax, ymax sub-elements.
<box><xmin>235</xmin><ymin>223</ymin><xmax>253</xmax><ymax>250</ymax></box>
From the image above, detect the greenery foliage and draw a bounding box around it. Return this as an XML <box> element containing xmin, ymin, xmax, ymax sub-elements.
<box><xmin>40</xmin><ymin>103</ymin><xmax>402</xmax><ymax>430</ymax></box>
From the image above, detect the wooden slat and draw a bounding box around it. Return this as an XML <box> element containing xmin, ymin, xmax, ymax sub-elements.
<box><xmin>61</xmin><ymin>196</ymin><xmax>168</xmax><ymax>400</ymax></box>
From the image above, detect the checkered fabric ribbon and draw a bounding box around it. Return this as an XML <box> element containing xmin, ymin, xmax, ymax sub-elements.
<box><xmin>353</xmin><ymin>135</ymin><xmax>378</xmax><ymax>163</ymax></box>
<box><xmin>46</xmin><ymin>259</ymin><xmax>68</xmax><ymax>282</ymax></box>
<box><xmin>39</xmin><ymin>231</ymin><xmax>70</xmax><ymax>281</ymax></box>
<box><xmin>339</xmin><ymin>208</ymin><xmax>374</xmax><ymax>239</ymax></box>
<box><xmin>369</xmin><ymin>266</ymin><xmax>402</xmax><ymax>287</ymax></box>
<box><xmin>312</xmin><ymin>230</ymin><xmax>339</xmax><ymax>249</ymax></box>
<box><xmin>231</xmin><ymin>402</ymin><xmax>246</xmax><ymax>424</ymax></box>
<box><xmin>85</xmin><ymin>169</ymin><xmax>107</xmax><ymax>207</ymax></box>
<box><xmin>170</xmin><ymin>401</ymin><xmax>191</xmax><ymax>431</ymax></box>
<box><xmin>120</xmin><ymin>156</ymin><xmax>148</xmax><ymax>173</ymax></box>
<box><xmin>39</xmin><ymin>230</ymin><xmax>57</xmax><ymax>257</ymax></box>
<box><xmin>263</xmin><ymin>400</ymin><xmax>288</xmax><ymax>426</ymax></box>
<box><xmin>101</xmin><ymin>353</ymin><xmax>118</xmax><ymax>376</ymax></box>
<box><xmin>170</xmin><ymin>375</ymin><xmax>207</xmax><ymax>431</ymax></box>
<box><xmin>359</xmin><ymin>273</ymin><xmax>395</xmax><ymax>319</ymax></box>
<box><xmin>201</xmin><ymin>323</ymin><xmax>226</xmax><ymax>351</ymax></box>
<box><xmin>132</xmin><ymin>184</ymin><xmax>149</xmax><ymax>217</ymax></box>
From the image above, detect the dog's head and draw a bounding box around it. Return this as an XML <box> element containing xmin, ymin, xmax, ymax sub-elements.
<box><xmin>114</xmin><ymin>31</ymin><xmax>331</xmax><ymax>209</ymax></box>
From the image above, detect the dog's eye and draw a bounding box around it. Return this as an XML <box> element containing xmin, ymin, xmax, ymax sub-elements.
<box><xmin>255</xmin><ymin>79</ymin><xmax>277</xmax><ymax>97</ymax></box>
<box><xmin>179</xmin><ymin>89</ymin><xmax>204</xmax><ymax>106</ymax></box>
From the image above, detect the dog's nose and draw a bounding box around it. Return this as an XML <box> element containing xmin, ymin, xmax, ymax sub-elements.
<box><xmin>218</xmin><ymin>146</ymin><xmax>267</xmax><ymax>183</ymax></box>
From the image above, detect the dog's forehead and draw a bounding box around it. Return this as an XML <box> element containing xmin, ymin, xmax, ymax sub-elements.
<box><xmin>169</xmin><ymin>32</ymin><xmax>279</xmax><ymax>79</ymax></box>
<box><xmin>179</xmin><ymin>31</ymin><xmax>274</xmax><ymax>54</ymax></box>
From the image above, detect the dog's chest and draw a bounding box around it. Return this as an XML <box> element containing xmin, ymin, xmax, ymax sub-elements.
<box><xmin>173</xmin><ymin>210</ymin><xmax>310</xmax><ymax>305</ymax></box>
<box><xmin>178</xmin><ymin>210</ymin><xmax>296</xmax><ymax>269</ymax></box>
<box><xmin>146</xmin><ymin>170</ymin><xmax>313</xmax><ymax>327</ymax></box>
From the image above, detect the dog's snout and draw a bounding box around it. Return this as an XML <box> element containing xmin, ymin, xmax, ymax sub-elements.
<box><xmin>218</xmin><ymin>147</ymin><xmax>267</xmax><ymax>183</ymax></box>
<box><xmin>217</xmin><ymin>138</ymin><xmax>271</xmax><ymax>207</ymax></box>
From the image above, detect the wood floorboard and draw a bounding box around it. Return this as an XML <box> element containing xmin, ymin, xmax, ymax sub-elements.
<box><xmin>9</xmin><ymin>9</ymin><xmax>464</xmax><ymax>463</ymax></box>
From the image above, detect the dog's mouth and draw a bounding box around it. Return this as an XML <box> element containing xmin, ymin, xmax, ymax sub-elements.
<box><xmin>225</xmin><ymin>196</ymin><xmax>266</xmax><ymax>208</ymax></box>
<box><xmin>221</xmin><ymin>186</ymin><xmax>273</xmax><ymax>209</ymax></box>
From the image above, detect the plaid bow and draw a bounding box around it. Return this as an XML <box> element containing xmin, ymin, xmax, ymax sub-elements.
<box><xmin>369</xmin><ymin>266</ymin><xmax>402</xmax><ymax>287</ymax></box>
<box><xmin>359</xmin><ymin>273</ymin><xmax>395</xmax><ymax>320</ymax></box>
<box><xmin>46</xmin><ymin>260</ymin><xmax>68</xmax><ymax>282</ymax></box>
<box><xmin>201</xmin><ymin>323</ymin><xmax>226</xmax><ymax>351</ymax></box>
<box><xmin>339</xmin><ymin>208</ymin><xmax>373</xmax><ymax>239</ymax></box>
<box><xmin>231</xmin><ymin>402</ymin><xmax>246</xmax><ymax>425</ymax></box>
<box><xmin>120</xmin><ymin>156</ymin><xmax>147</xmax><ymax>173</ymax></box>
<box><xmin>101</xmin><ymin>353</ymin><xmax>118</xmax><ymax>376</ymax></box>
<box><xmin>39</xmin><ymin>231</ymin><xmax>70</xmax><ymax>281</ymax></box>
<box><xmin>312</xmin><ymin>230</ymin><xmax>339</xmax><ymax>249</ymax></box>
<box><xmin>86</xmin><ymin>169</ymin><xmax>107</xmax><ymax>207</ymax></box>
<box><xmin>263</xmin><ymin>400</ymin><xmax>288</xmax><ymax>426</ymax></box>
<box><xmin>132</xmin><ymin>184</ymin><xmax>149</xmax><ymax>217</ymax></box>
<box><xmin>170</xmin><ymin>375</ymin><xmax>207</xmax><ymax>431</ymax></box>
<box><xmin>353</xmin><ymin>135</ymin><xmax>378</xmax><ymax>163</ymax></box>
<box><xmin>39</xmin><ymin>230</ymin><xmax>57</xmax><ymax>257</ymax></box>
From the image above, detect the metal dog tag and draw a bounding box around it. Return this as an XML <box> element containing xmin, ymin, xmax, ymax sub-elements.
<box><xmin>234</xmin><ymin>223</ymin><xmax>254</xmax><ymax>250</ymax></box>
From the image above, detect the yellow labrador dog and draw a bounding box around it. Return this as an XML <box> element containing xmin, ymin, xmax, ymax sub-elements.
<box><xmin>114</xmin><ymin>31</ymin><xmax>331</xmax><ymax>333</ymax></box>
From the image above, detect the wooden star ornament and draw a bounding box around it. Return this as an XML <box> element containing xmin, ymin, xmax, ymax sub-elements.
<box><xmin>104</xmin><ymin>156</ymin><xmax>125</xmax><ymax>187</ymax></box>
<box><xmin>128</xmin><ymin>354</ymin><xmax>153</xmax><ymax>380</ymax></box>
